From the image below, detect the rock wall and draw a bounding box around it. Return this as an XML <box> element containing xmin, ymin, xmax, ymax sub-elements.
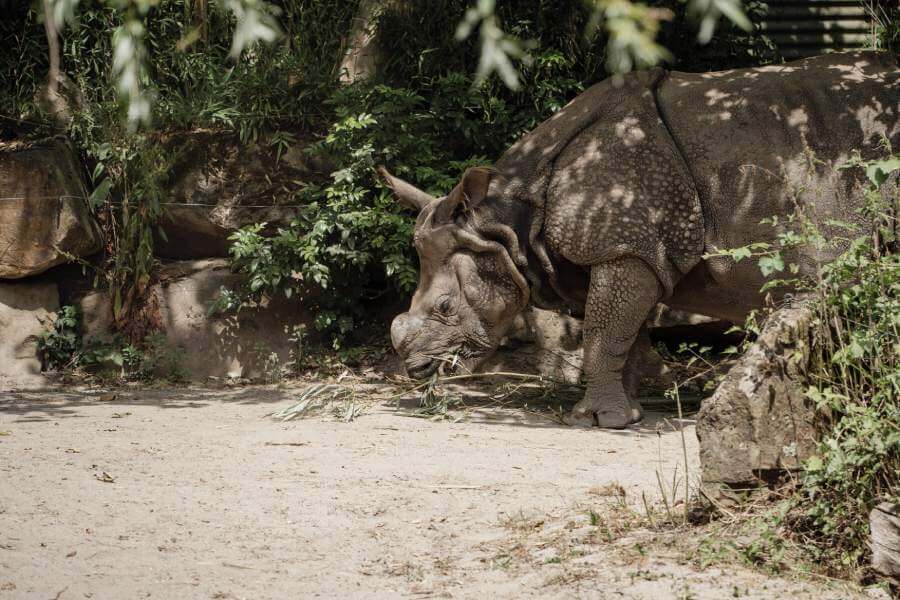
<box><xmin>0</xmin><ymin>137</ymin><xmax>99</xmax><ymax>388</ymax></box>
<box><xmin>154</xmin><ymin>130</ymin><xmax>321</xmax><ymax>259</ymax></box>
<box><xmin>77</xmin><ymin>259</ymin><xmax>316</xmax><ymax>381</ymax></box>
<box><xmin>0</xmin><ymin>137</ymin><xmax>100</xmax><ymax>278</ymax></box>
<box><xmin>0</xmin><ymin>280</ymin><xmax>59</xmax><ymax>389</ymax></box>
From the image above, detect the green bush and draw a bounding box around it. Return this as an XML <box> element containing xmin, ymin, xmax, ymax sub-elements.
<box><xmin>36</xmin><ymin>304</ymin><xmax>186</xmax><ymax>383</ymax></box>
<box><xmin>796</xmin><ymin>152</ymin><xmax>899</xmax><ymax>570</ymax></box>
<box><xmin>37</xmin><ymin>305</ymin><xmax>83</xmax><ymax>371</ymax></box>
<box><xmin>714</xmin><ymin>149</ymin><xmax>899</xmax><ymax>575</ymax></box>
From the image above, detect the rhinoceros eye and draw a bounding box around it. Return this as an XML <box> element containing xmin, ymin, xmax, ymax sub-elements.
<box><xmin>437</xmin><ymin>296</ymin><xmax>454</xmax><ymax>315</ymax></box>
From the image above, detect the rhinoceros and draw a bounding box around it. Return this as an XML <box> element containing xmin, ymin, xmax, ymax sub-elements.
<box><xmin>382</xmin><ymin>51</ymin><xmax>899</xmax><ymax>428</ymax></box>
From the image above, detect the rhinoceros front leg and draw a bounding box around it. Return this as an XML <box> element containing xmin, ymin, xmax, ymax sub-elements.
<box><xmin>566</xmin><ymin>257</ymin><xmax>661</xmax><ymax>429</ymax></box>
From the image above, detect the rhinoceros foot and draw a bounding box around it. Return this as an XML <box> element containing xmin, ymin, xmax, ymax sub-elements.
<box><xmin>565</xmin><ymin>382</ymin><xmax>636</xmax><ymax>429</ymax></box>
<box><xmin>628</xmin><ymin>395</ymin><xmax>644</xmax><ymax>425</ymax></box>
<box><xmin>593</xmin><ymin>409</ymin><xmax>631</xmax><ymax>429</ymax></box>
<box><xmin>563</xmin><ymin>409</ymin><xmax>597</xmax><ymax>428</ymax></box>
<box><xmin>563</xmin><ymin>408</ymin><xmax>634</xmax><ymax>429</ymax></box>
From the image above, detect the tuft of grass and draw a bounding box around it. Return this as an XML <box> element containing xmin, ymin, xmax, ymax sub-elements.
<box><xmin>270</xmin><ymin>383</ymin><xmax>355</xmax><ymax>421</ymax></box>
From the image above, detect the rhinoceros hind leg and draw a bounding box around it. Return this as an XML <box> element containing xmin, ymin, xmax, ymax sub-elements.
<box><xmin>622</xmin><ymin>324</ymin><xmax>651</xmax><ymax>424</ymax></box>
<box><xmin>567</xmin><ymin>258</ymin><xmax>661</xmax><ymax>429</ymax></box>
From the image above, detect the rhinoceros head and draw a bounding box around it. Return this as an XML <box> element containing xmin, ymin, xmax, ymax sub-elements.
<box><xmin>381</xmin><ymin>167</ymin><xmax>530</xmax><ymax>378</ymax></box>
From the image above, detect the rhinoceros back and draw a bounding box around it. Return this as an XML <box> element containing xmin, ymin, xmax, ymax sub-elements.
<box><xmin>658</xmin><ymin>51</ymin><xmax>900</xmax><ymax>291</ymax></box>
<box><xmin>496</xmin><ymin>69</ymin><xmax>705</xmax><ymax>301</ymax></box>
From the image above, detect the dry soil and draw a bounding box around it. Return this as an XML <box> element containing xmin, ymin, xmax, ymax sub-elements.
<box><xmin>0</xmin><ymin>383</ymin><xmax>877</xmax><ymax>599</ymax></box>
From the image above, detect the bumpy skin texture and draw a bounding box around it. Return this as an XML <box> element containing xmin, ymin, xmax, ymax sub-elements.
<box><xmin>387</xmin><ymin>51</ymin><xmax>899</xmax><ymax>429</ymax></box>
<box><xmin>661</xmin><ymin>52</ymin><xmax>899</xmax><ymax>321</ymax></box>
<box><xmin>567</xmin><ymin>258</ymin><xmax>661</xmax><ymax>427</ymax></box>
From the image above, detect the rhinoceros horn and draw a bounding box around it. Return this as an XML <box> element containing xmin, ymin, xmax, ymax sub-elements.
<box><xmin>377</xmin><ymin>167</ymin><xmax>436</xmax><ymax>212</ymax></box>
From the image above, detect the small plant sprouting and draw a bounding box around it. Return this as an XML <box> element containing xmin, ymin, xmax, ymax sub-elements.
<box><xmin>37</xmin><ymin>305</ymin><xmax>82</xmax><ymax>371</ymax></box>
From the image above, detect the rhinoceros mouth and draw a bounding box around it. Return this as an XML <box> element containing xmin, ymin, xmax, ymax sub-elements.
<box><xmin>405</xmin><ymin>343</ymin><xmax>492</xmax><ymax>379</ymax></box>
<box><xmin>406</xmin><ymin>357</ymin><xmax>440</xmax><ymax>379</ymax></box>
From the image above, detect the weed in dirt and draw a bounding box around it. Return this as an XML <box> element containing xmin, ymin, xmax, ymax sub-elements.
<box><xmin>393</xmin><ymin>370</ymin><xmax>581</xmax><ymax>423</ymax></box>
<box><xmin>490</xmin><ymin>554</ymin><xmax>513</xmax><ymax>570</ymax></box>
<box><xmin>407</xmin><ymin>372</ymin><xmax>464</xmax><ymax>420</ymax></box>
<box><xmin>499</xmin><ymin>511</ymin><xmax>546</xmax><ymax>533</ymax></box>
<box><xmin>254</xmin><ymin>343</ymin><xmax>284</xmax><ymax>384</ymax></box>
<box><xmin>332</xmin><ymin>399</ymin><xmax>364</xmax><ymax>423</ymax></box>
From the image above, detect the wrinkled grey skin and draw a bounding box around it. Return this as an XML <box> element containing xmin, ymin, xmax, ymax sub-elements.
<box><xmin>386</xmin><ymin>52</ymin><xmax>899</xmax><ymax>428</ymax></box>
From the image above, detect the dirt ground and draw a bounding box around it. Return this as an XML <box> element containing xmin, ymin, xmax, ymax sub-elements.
<box><xmin>0</xmin><ymin>382</ymin><xmax>878</xmax><ymax>599</ymax></box>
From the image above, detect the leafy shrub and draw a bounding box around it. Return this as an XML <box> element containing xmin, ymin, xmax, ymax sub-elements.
<box><xmin>123</xmin><ymin>332</ymin><xmax>186</xmax><ymax>383</ymax></box>
<box><xmin>226</xmin><ymin>65</ymin><xmax>583</xmax><ymax>342</ymax></box>
<box><xmin>714</xmin><ymin>148</ymin><xmax>899</xmax><ymax>575</ymax></box>
<box><xmin>795</xmin><ymin>151</ymin><xmax>899</xmax><ymax>570</ymax></box>
<box><xmin>37</xmin><ymin>305</ymin><xmax>83</xmax><ymax>371</ymax></box>
<box><xmin>36</xmin><ymin>304</ymin><xmax>185</xmax><ymax>383</ymax></box>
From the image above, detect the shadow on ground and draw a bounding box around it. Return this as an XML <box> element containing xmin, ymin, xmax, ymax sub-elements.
<box><xmin>0</xmin><ymin>383</ymin><xmax>701</xmax><ymax>436</ymax></box>
<box><xmin>0</xmin><ymin>386</ymin><xmax>294</xmax><ymax>422</ymax></box>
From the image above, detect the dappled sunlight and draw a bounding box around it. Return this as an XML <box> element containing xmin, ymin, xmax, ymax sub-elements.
<box><xmin>613</xmin><ymin>116</ymin><xmax>646</xmax><ymax>146</ymax></box>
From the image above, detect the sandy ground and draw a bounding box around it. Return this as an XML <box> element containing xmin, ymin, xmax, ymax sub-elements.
<box><xmin>0</xmin><ymin>383</ymin><xmax>874</xmax><ymax>599</ymax></box>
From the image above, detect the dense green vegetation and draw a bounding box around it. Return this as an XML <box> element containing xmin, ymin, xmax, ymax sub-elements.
<box><xmin>798</xmin><ymin>154</ymin><xmax>898</xmax><ymax>570</ymax></box>
<box><xmin>708</xmin><ymin>150</ymin><xmax>899</xmax><ymax>577</ymax></box>
<box><xmin>1</xmin><ymin>0</ymin><xmax>778</xmax><ymax>343</ymax></box>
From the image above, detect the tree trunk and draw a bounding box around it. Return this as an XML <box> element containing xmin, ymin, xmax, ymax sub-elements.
<box><xmin>339</xmin><ymin>0</ymin><xmax>391</xmax><ymax>83</ymax></box>
<box><xmin>40</xmin><ymin>0</ymin><xmax>60</xmax><ymax>98</ymax></box>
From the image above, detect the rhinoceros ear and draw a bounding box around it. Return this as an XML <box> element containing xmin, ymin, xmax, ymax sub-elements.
<box><xmin>377</xmin><ymin>167</ymin><xmax>436</xmax><ymax>213</ymax></box>
<box><xmin>434</xmin><ymin>167</ymin><xmax>496</xmax><ymax>223</ymax></box>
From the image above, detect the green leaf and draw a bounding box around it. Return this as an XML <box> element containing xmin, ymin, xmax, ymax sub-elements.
<box><xmin>805</xmin><ymin>455</ymin><xmax>824</xmax><ymax>472</ymax></box>
<box><xmin>89</xmin><ymin>178</ymin><xmax>113</xmax><ymax>208</ymax></box>
<box><xmin>758</xmin><ymin>254</ymin><xmax>785</xmax><ymax>276</ymax></box>
<box><xmin>731</xmin><ymin>246</ymin><xmax>752</xmax><ymax>262</ymax></box>
<box><xmin>865</xmin><ymin>157</ymin><xmax>900</xmax><ymax>187</ymax></box>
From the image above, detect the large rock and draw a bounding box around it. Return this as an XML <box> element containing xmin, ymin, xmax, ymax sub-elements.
<box><xmin>697</xmin><ymin>303</ymin><xmax>818</xmax><ymax>503</ymax></box>
<box><xmin>871</xmin><ymin>502</ymin><xmax>900</xmax><ymax>582</ymax></box>
<box><xmin>79</xmin><ymin>259</ymin><xmax>314</xmax><ymax>381</ymax></box>
<box><xmin>155</xmin><ymin>131</ymin><xmax>324</xmax><ymax>259</ymax></box>
<box><xmin>0</xmin><ymin>280</ymin><xmax>59</xmax><ymax>389</ymax></box>
<box><xmin>0</xmin><ymin>137</ymin><xmax>101</xmax><ymax>278</ymax></box>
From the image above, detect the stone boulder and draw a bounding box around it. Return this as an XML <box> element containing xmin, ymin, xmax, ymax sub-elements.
<box><xmin>0</xmin><ymin>137</ymin><xmax>101</xmax><ymax>278</ymax></box>
<box><xmin>78</xmin><ymin>259</ymin><xmax>314</xmax><ymax>381</ymax></box>
<box><xmin>155</xmin><ymin>131</ymin><xmax>325</xmax><ymax>259</ymax></box>
<box><xmin>697</xmin><ymin>303</ymin><xmax>818</xmax><ymax>503</ymax></box>
<box><xmin>0</xmin><ymin>280</ymin><xmax>59</xmax><ymax>389</ymax></box>
<box><xmin>871</xmin><ymin>502</ymin><xmax>900</xmax><ymax>582</ymax></box>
